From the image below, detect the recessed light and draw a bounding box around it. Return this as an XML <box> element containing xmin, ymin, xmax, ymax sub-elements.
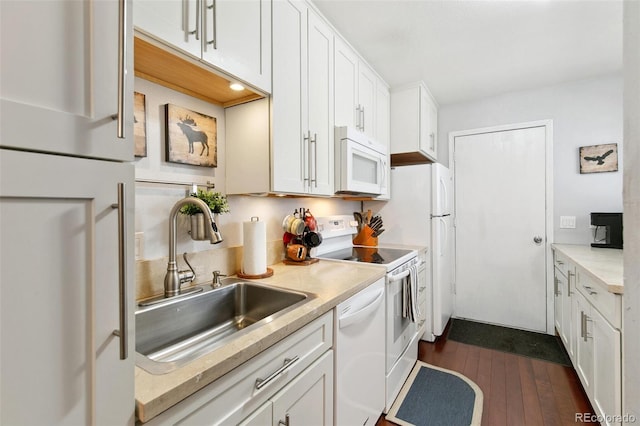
<box><xmin>229</xmin><ymin>83</ymin><xmax>244</xmax><ymax>91</ymax></box>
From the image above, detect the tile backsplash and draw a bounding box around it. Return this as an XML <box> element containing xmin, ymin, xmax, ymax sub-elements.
<box><xmin>136</xmin><ymin>240</ymin><xmax>285</xmax><ymax>301</ymax></box>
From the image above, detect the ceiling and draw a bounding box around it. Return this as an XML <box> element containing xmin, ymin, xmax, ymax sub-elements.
<box><xmin>312</xmin><ymin>0</ymin><xmax>623</xmax><ymax>106</ymax></box>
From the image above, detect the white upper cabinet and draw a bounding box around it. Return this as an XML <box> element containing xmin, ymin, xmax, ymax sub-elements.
<box><xmin>334</xmin><ymin>36</ymin><xmax>390</xmax><ymax>146</ymax></box>
<box><xmin>390</xmin><ymin>81</ymin><xmax>438</xmax><ymax>166</ymax></box>
<box><xmin>271</xmin><ymin>0</ymin><xmax>334</xmax><ymax>196</ymax></box>
<box><xmin>0</xmin><ymin>0</ymin><xmax>133</xmax><ymax>161</ymax></box>
<box><xmin>133</xmin><ymin>0</ymin><xmax>271</xmax><ymax>92</ymax></box>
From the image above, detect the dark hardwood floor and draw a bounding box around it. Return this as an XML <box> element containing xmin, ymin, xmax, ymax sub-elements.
<box><xmin>377</xmin><ymin>324</ymin><xmax>595</xmax><ymax>426</ymax></box>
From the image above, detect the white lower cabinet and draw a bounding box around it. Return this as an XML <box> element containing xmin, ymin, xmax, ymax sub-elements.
<box><xmin>144</xmin><ymin>312</ymin><xmax>333</xmax><ymax>425</ymax></box>
<box><xmin>553</xmin><ymin>248</ymin><xmax>622</xmax><ymax>426</ymax></box>
<box><xmin>240</xmin><ymin>352</ymin><xmax>333</xmax><ymax>426</ymax></box>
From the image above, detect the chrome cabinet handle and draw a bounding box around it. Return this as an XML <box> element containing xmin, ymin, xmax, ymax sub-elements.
<box><xmin>583</xmin><ymin>285</ymin><xmax>598</xmax><ymax>295</ymax></box>
<box><xmin>567</xmin><ymin>271</ymin><xmax>574</xmax><ymax>296</ymax></box>
<box><xmin>255</xmin><ymin>356</ymin><xmax>299</xmax><ymax>390</ymax></box>
<box><xmin>278</xmin><ymin>414</ymin><xmax>290</xmax><ymax>426</ymax></box>
<box><xmin>554</xmin><ymin>277</ymin><xmax>559</xmax><ymax>296</ymax></box>
<box><xmin>193</xmin><ymin>0</ymin><xmax>200</xmax><ymax>40</ymax></box>
<box><xmin>310</xmin><ymin>133</ymin><xmax>317</xmax><ymax>187</ymax></box>
<box><xmin>355</xmin><ymin>105</ymin><xmax>361</xmax><ymax>130</ymax></box>
<box><xmin>111</xmin><ymin>183</ymin><xmax>128</xmax><ymax>360</ymax></box>
<box><xmin>556</xmin><ymin>260</ymin><xmax>564</xmax><ymax>265</ymax></box>
<box><xmin>207</xmin><ymin>0</ymin><xmax>217</xmax><ymax>48</ymax></box>
<box><xmin>116</xmin><ymin>0</ymin><xmax>126</xmax><ymax>139</ymax></box>
<box><xmin>303</xmin><ymin>132</ymin><xmax>310</xmax><ymax>185</ymax></box>
<box><xmin>361</xmin><ymin>106</ymin><xmax>365</xmax><ymax>131</ymax></box>
<box><xmin>533</xmin><ymin>236</ymin><xmax>542</xmax><ymax>244</ymax></box>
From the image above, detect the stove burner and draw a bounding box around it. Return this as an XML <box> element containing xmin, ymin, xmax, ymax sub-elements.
<box><xmin>318</xmin><ymin>246</ymin><xmax>413</xmax><ymax>265</ymax></box>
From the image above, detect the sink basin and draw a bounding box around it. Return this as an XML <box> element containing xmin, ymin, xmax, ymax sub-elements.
<box><xmin>135</xmin><ymin>279</ymin><xmax>313</xmax><ymax>374</ymax></box>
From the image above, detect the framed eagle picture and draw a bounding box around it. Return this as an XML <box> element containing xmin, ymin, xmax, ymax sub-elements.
<box><xmin>579</xmin><ymin>143</ymin><xmax>618</xmax><ymax>174</ymax></box>
<box><xmin>165</xmin><ymin>104</ymin><xmax>217</xmax><ymax>167</ymax></box>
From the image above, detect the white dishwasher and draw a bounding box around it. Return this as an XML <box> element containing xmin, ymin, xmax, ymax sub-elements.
<box><xmin>334</xmin><ymin>277</ymin><xmax>386</xmax><ymax>426</ymax></box>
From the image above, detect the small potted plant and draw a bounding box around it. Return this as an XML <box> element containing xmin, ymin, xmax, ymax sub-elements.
<box><xmin>180</xmin><ymin>189</ymin><xmax>230</xmax><ymax>240</ymax></box>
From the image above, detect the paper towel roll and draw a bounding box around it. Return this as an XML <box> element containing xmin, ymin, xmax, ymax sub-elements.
<box><xmin>242</xmin><ymin>217</ymin><xmax>267</xmax><ymax>275</ymax></box>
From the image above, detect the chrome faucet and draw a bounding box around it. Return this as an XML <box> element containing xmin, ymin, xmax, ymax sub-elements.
<box><xmin>164</xmin><ymin>197</ymin><xmax>223</xmax><ymax>298</ymax></box>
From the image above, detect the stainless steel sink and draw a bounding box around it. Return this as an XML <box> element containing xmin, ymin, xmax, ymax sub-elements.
<box><xmin>135</xmin><ymin>279</ymin><xmax>314</xmax><ymax>374</ymax></box>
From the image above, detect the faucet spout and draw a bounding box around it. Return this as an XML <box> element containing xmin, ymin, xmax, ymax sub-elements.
<box><xmin>164</xmin><ymin>196</ymin><xmax>223</xmax><ymax>298</ymax></box>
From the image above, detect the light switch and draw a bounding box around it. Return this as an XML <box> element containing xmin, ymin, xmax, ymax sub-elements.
<box><xmin>560</xmin><ymin>216</ymin><xmax>576</xmax><ymax>229</ymax></box>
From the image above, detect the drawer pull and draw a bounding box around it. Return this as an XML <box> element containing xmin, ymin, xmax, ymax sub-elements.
<box><xmin>583</xmin><ymin>285</ymin><xmax>598</xmax><ymax>295</ymax></box>
<box><xmin>556</xmin><ymin>260</ymin><xmax>564</xmax><ymax>265</ymax></box>
<box><xmin>567</xmin><ymin>271</ymin><xmax>574</xmax><ymax>296</ymax></box>
<box><xmin>255</xmin><ymin>356</ymin><xmax>299</xmax><ymax>390</ymax></box>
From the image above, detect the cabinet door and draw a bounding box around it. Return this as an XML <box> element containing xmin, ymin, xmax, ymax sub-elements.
<box><xmin>427</xmin><ymin>94</ymin><xmax>438</xmax><ymax>157</ymax></box>
<box><xmin>1</xmin><ymin>0</ymin><xmax>133</xmax><ymax>161</ymax></box>
<box><xmin>202</xmin><ymin>0</ymin><xmax>272</xmax><ymax>92</ymax></box>
<box><xmin>573</xmin><ymin>291</ymin><xmax>593</xmax><ymax>394</ymax></box>
<box><xmin>272</xmin><ymin>351</ymin><xmax>334</xmax><ymax>426</ymax></box>
<box><xmin>591</xmin><ymin>307</ymin><xmax>622</xmax><ymax>425</ymax></box>
<box><xmin>0</xmin><ymin>150</ymin><xmax>135</xmax><ymax>425</ymax></box>
<box><xmin>358</xmin><ymin>63</ymin><xmax>376</xmax><ymax>136</ymax></box>
<box><xmin>272</xmin><ymin>0</ymin><xmax>308</xmax><ymax>194</ymax></box>
<box><xmin>307</xmin><ymin>10</ymin><xmax>334</xmax><ymax>196</ymax></box>
<box><xmin>334</xmin><ymin>37</ymin><xmax>358</xmax><ymax>129</ymax></box>
<box><xmin>133</xmin><ymin>0</ymin><xmax>200</xmax><ymax>58</ymax></box>
<box><xmin>375</xmin><ymin>82</ymin><xmax>391</xmax><ymax>147</ymax></box>
<box><xmin>562</xmin><ymin>270</ymin><xmax>575</xmax><ymax>360</ymax></box>
<box><xmin>419</xmin><ymin>87</ymin><xmax>437</xmax><ymax>159</ymax></box>
<box><xmin>554</xmin><ymin>272</ymin><xmax>565</xmax><ymax>338</ymax></box>
<box><xmin>239</xmin><ymin>401</ymin><xmax>273</xmax><ymax>426</ymax></box>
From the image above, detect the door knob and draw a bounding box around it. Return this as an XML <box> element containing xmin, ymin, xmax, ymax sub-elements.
<box><xmin>533</xmin><ymin>236</ymin><xmax>543</xmax><ymax>244</ymax></box>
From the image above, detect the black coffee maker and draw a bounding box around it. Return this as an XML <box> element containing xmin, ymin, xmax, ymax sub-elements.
<box><xmin>590</xmin><ymin>212</ymin><xmax>623</xmax><ymax>249</ymax></box>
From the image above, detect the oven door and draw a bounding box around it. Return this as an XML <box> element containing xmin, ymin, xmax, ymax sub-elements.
<box><xmin>385</xmin><ymin>268</ymin><xmax>417</xmax><ymax>372</ymax></box>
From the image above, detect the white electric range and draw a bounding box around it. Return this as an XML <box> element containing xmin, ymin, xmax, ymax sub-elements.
<box><xmin>314</xmin><ymin>215</ymin><xmax>420</xmax><ymax>413</ymax></box>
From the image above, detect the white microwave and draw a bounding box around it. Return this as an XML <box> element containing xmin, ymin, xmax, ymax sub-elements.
<box><xmin>335</xmin><ymin>126</ymin><xmax>388</xmax><ymax>196</ymax></box>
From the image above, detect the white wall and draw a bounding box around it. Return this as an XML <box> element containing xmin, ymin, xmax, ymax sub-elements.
<box><xmin>133</xmin><ymin>78</ymin><xmax>358</xmax><ymax>260</ymax></box>
<box><xmin>623</xmin><ymin>2</ymin><xmax>640</xmax><ymax>419</ymax></box>
<box><xmin>438</xmin><ymin>74</ymin><xmax>623</xmax><ymax>244</ymax></box>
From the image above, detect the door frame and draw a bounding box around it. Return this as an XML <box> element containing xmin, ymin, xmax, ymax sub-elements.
<box><xmin>448</xmin><ymin>120</ymin><xmax>555</xmax><ymax>334</ymax></box>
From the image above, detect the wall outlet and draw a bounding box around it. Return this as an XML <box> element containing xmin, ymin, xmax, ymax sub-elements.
<box><xmin>135</xmin><ymin>232</ymin><xmax>144</xmax><ymax>260</ymax></box>
<box><xmin>560</xmin><ymin>216</ymin><xmax>576</xmax><ymax>229</ymax></box>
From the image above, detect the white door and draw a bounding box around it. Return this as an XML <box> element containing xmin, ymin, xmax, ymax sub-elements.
<box><xmin>1</xmin><ymin>0</ymin><xmax>133</xmax><ymax>162</ymax></box>
<box><xmin>334</xmin><ymin>37</ymin><xmax>358</xmax><ymax>129</ymax></box>
<box><xmin>307</xmin><ymin>9</ymin><xmax>334</xmax><ymax>196</ymax></box>
<box><xmin>271</xmin><ymin>0</ymin><xmax>307</xmax><ymax>194</ymax></box>
<box><xmin>0</xmin><ymin>150</ymin><xmax>135</xmax><ymax>425</ymax></box>
<box><xmin>203</xmin><ymin>0</ymin><xmax>271</xmax><ymax>92</ymax></box>
<box><xmin>453</xmin><ymin>124</ymin><xmax>549</xmax><ymax>332</ymax></box>
<box><xmin>272</xmin><ymin>351</ymin><xmax>334</xmax><ymax>426</ymax></box>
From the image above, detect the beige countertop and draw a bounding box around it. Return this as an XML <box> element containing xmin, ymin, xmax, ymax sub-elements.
<box><xmin>135</xmin><ymin>259</ymin><xmax>386</xmax><ymax>423</ymax></box>
<box><xmin>551</xmin><ymin>244</ymin><xmax>623</xmax><ymax>294</ymax></box>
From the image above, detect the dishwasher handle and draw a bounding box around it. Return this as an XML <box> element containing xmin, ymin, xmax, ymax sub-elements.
<box><xmin>339</xmin><ymin>288</ymin><xmax>384</xmax><ymax>329</ymax></box>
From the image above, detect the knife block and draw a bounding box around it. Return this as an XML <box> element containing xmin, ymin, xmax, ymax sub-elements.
<box><xmin>352</xmin><ymin>225</ymin><xmax>378</xmax><ymax>246</ymax></box>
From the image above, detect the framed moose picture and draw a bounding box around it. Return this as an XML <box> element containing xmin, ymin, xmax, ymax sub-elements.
<box><xmin>579</xmin><ymin>143</ymin><xmax>618</xmax><ymax>174</ymax></box>
<box><xmin>165</xmin><ymin>104</ymin><xmax>217</xmax><ymax>167</ymax></box>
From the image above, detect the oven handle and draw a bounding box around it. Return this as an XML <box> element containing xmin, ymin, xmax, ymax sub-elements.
<box><xmin>339</xmin><ymin>288</ymin><xmax>384</xmax><ymax>329</ymax></box>
<box><xmin>388</xmin><ymin>269</ymin><xmax>410</xmax><ymax>283</ymax></box>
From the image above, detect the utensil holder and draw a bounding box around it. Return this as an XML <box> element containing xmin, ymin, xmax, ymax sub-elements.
<box><xmin>352</xmin><ymin>225</ymin><xmax>378</xmax><ymax>246</ymax></box>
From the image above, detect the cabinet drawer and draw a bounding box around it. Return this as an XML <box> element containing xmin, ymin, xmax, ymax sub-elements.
<box><xmin>145</xmin><ymin>311</ymin><xmax>333</xmax><ymax>425</ymax></box>
<box><xmin>576</xmin><ymin>270</ymin><xmax>621</xmax><ymax>329</ymax></box>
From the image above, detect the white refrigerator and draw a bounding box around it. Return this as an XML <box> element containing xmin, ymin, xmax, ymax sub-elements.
<box><xmin>368</xmin><ymin>163</ymin><xmax>454</xmax><ymax>341</ymax></box>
